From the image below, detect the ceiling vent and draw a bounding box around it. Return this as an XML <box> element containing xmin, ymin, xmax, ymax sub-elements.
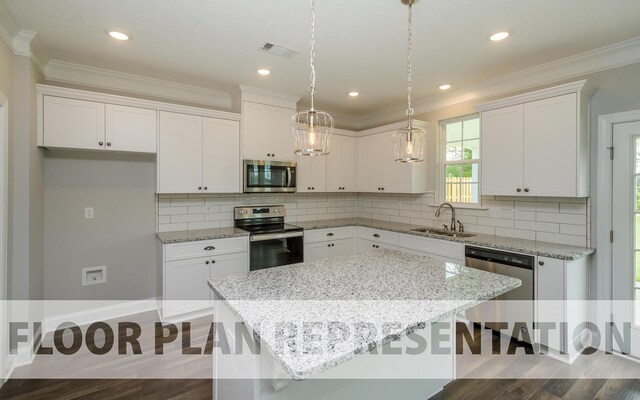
<box><xmin>259</xmin><ymin>42</ymin><xmax>299</xmax><ymax>59</ymax></box>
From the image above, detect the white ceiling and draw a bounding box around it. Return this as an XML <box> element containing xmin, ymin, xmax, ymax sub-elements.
<box><xmin>3</xmin><ymin>0</ymin><xmax>640</xmax><ymax>117</ymax></box>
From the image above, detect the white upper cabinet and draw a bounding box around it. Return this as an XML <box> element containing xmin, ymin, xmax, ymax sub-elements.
<box><xmin>43</xmin><ymin>96</ymin><xmax>106</xmax><ymax>150</ymax></box>
<box><xmin>158</xmin><ymin>112</ymin><xmax>241</xmax><ymax>194</ymax></box>
<box><xmin>242</xmin><ymin>101</ymin><xmax>295</xmax><ymax>162</ymax></box>
<box><xmin>42</xmin><ymin>96</ymin><xmax>157</xmax><ymax>153</ymax></box>
<box><xmin>105</xmin><ymin>104</ymin><xmax>157</xmax><ymax>153</ymax></box>
<box><xmin>326</xmin><ymin>134</ymin><xmax>357</xmax><ymax>192</ymax></box>
<box><xmin>356</xmin><ymin>121</ymin><xmax>429</xmax><ymax>194</ymax></box>
<box><xmin>478</xmin><ymin>81</ymin><xmax>593</xmax><ymax>197</ymax></box>
<box><xmin>296</xmin><ymin>154</ymin><xmax>327</xmax><ymax>192</ymax></box>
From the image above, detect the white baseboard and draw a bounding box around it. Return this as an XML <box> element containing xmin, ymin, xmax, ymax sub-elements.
<box><xmin>42</xmin><ymin>297</ymin><xmax>159</xmax><ymax>334</ymax></box>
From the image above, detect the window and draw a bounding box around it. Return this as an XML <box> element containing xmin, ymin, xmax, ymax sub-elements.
<box><xmin>441</xmin><ymin>115</ymin><xmax>480</xmax><ymax>204</ymax></box>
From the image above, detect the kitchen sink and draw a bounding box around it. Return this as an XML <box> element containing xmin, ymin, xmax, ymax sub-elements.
<box><xmin>410</xmin><ymin>228</ymin><xmax>475</xmax><ymax>238</ymax></box>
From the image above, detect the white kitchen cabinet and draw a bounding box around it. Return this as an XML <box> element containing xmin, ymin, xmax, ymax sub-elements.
<box><xmin>158</xmin><ymin>111</ymin><xmax>240</xmax><ymax>194</ymax></box>
<box><xmin>357</xmin><ymin>238</ymin><xmax>398</xmax><ymax>253</ymax></box>
<box><xmin>105</xmin><ymin>104</ymin><xmax>157</xmax><ymax>153</ymax></box>
<box><xmin>296</xmin><ymin>154</ymin><xmax>327</xmax><ymax>192</ymax></box>
<box><xmin>356</xmin><ymin>122</ymin><xmax>429</xmax><ymax>193</ymax></box>
<box><xmin>43</xmin><ymin>96</ymin><xmax>106</xmax><ymax>150</ymax></box>
<box><xmin>357</xmin><ymin>227</ymin><xmax>399</xmax><ymax>246</ymax></box>
<box><xmin>242</xmin><ymin>101</ymin><xmax>295</xmax><ymax>161</ymax></box>
<box><xmin>478</xmin><ymin>81</ymin><xmax>592</xmax><ymax>197</ymax></box>
<box><xmin>398</xmin><ymin>233</ymin><xmax>464</xmax><ymax>264</ymax></box>
<box><xmin>203</xmin><ymin>117</ymin><xmax>241</xmax><ymax>193</ymax></box>
<box><xmin>327</xmin><ymin>134</ymin><xmax>357</xmax><ymax>192</ymax></box>
<box><xmin>162</xmin><ymin>236</ymin><xmax>249</xmax><ymax>319</ymax></box>
<box><xmin>305</xmin><ymin>238</ymin><xmax>356</xmax><ymax>262</ymax></box>
<box><xmin>42</xmin><ymin>96</ymin><xmax>158</xmax><ymax>153</ymax></box>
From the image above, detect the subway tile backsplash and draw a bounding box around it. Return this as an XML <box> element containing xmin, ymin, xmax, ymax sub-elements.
<box><xmin>157</xmin><ymin>192</ymin><xmax>590</xmax><ymax>247</ymax></box>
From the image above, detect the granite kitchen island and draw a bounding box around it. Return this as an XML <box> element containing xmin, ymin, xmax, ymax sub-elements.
<box><xmin>208</xmin><ymin>250</ymin><xmax>520</xmax><ymax>400</ymax></box>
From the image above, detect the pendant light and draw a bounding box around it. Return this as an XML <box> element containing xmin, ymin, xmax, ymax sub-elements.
<box><xmin>393</xmin><ymin>0</ymin><xmax>426</xmax><ymax>163</ymax></box>
<box><xmin>292</xmin><ymin>0</ymin><xmax>334</xmax><ymax>156</ymax></box>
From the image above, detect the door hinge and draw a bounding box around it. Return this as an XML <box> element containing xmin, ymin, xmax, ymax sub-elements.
<box><xmin>610</xmin><ymin>230</ymin><xmax>614</xmax><ymax>243</ymax></box>
<box><xmin>607</xmin><ymin>146</ymin><xmax>615</xmax><ymax>160</ymax></box>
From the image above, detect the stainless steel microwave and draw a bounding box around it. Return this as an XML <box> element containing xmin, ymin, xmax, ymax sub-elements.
<box><xmin>243</xmin><ymin>160</ymin><xmax>297</xmax><ymax>193</ymax></box>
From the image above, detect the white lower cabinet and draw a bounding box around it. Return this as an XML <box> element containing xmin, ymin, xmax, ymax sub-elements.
<box><xmin>304</xmin><ymin>227</ymin><xmax>357</xmax><ymax>262</ymax></box>
<box><xmin>357</xmin><ymin>239</ymin><xmax>399</xmax><ymax>253</ymax></box>
<box><xmin>398</xmin><ymin>233</ymin><xmax>464</xmax><ymax>263</ymax></box>
<box><xmin>162</xmin><ymin>236</ymin><xmax>249</xmax><ymax>319</ymax></box>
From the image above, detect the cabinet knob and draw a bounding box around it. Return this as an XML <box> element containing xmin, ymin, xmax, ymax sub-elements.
<box><xmin>381</xmin><ymin>187</ymin><xmax>385</xmax><ymax>191</ymax></box>
<box><xmin>538</xmin><ymin>261</ymin><xmax>545</xmax><ymax>266</ymax></box>
<box><xmin>516</xmin><ymin>188</ymin><xmax>522</xmax><ymax>193</ymax></box>
<box><xmin>312</xmin><ymin>187</ymin><xmax>315</xmax><ymax>190</ymax></box>
<box><xmin>267</xmin><ymin>153</ymin><xmax>271</xmax><ymax>157</ymax></box>
<box><xmin>106</xmin><ymin>142</ymin><xmax>111</xmax><ymax>147</ymax></box>
<box><xmin>98</xmin><ymin>141</ymin><xmax>104</xmax><ymax>146</ymax></box>
<box><xmin>328</xmin><ymin>244</ymin><xmax>331</xmax><ymax>247</ymax></box>
<box><xmin>524</xmin><ymin>188</ymin><xmax>530</xmax><ymax>193</ymax></box>
<box><xmin>205</xmin><ymin>261</ymin><xmax>210</xmax><ymax>265</ymax></box>
<box><xmin>211</xmin><ymin>260</ymin><xmax>216</xmax><ymax>264</ymax></box>
<box><xmin>203</xmin><ymin>186</ymin><xmax>208</xmax><ymax>190</ymax></box>
<box><xmin>308</xmin><ymin>187</ymin><xmax>311</xmax><ymax>190</ymax></box>
<box><xmin>272</xmin><ymin>154</ymin><xmax>275</xmax><ymax>157</ymax></box>
<box><xmin>331</xmin><ymin>244</ymin><xmax>334</xmax><ymax>247</ymax></box>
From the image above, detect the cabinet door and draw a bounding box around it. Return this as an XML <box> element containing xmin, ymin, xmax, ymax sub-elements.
<box><xmin>242</xmin><ymin>101</ymin><xmax>271</xmax><ymax>160</ymax></box>
<box><xmin>295</xmin><ymin>155</ymin><xmax>326</xmax><ymax>192</ymax></box>
<box><xmin>209</xmin><ymin>252</ymin><xmax>248</xmax><ymax>283</ymax></box>
<box><xmin>105</xmin><ymin>104</ymin><xmax>157</xmax><ymax>153</ymax></box>
<box><xmin>381</xmin><ymin>131</ymin><xmax>414</xmax><ymax>193</ymax></box>
<box><xmin>327</xmin><ymin>135</ymin><xmax>357</xmax><ymax>192</ymax></box>
<box><xmin>536</xmin><ymin>256</ymin><xmax>565</xmax><ymax>353</ymax></box>
<box><xmin>158</xmin><ymin>112</ymin><xmax>203</xmax><ymax>193</ymax></box>
<box><xmin>295</xmin><ymin>155</ymin><xmax>312</xmax><ymax>192</ymax></box>
<box><xmin>357</xmin><ymin>134</ymin><xmax>383</xmax><ymax>192</ymax></box>
<box><xmin>481</xmin><ymin>105</ymin><xmax>525</xmax><ymax>196</ymax></box>
<box><xmin>202</xmin><ymin>118</ymin><xmax>240</xmax><ymax>193</ymax></box>
<box><xmin>523</xmin><ymin>93</ymin><xmax>578</xmax><ymax>196</ymax></box>
<box><xmin>270</xmin><ymin>106</ymin><xmax>295</xmax><ymax>161</ymax></box>
<box><xmin>304</xmin><ymin>241</ymin><xmax>333</xmax><ymax>263</ymax></box>
<box><xmin>43</xmin><ymin>96</ymin><xmax>105</xmax><ymax>150</ymax></box>
<box><xmin>357</xmin><ymin>238</ymin><xmax>398</xmax><ymax>253</ymax></box>
<box><xmin>332</xmin><ymin>238</ymin><xmax>357</xmax><ymax>258</ymax></box>
<box><xmin>164</xmin><ymin>257</ymin><xmax>210</xmax><ymax>317</ymax></box>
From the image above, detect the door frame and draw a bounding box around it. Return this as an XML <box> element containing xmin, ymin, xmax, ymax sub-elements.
<box><xmin>596</xmin><ymin>110</ymin><xmax>640</xmax><ymax>343</ymax></box>
<box><xmin>0</xmin><ymin>91</ymin><xmax>8</xmax><ymax>385</ymax></box>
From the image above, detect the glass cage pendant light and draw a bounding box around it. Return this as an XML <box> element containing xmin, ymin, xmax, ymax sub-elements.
<box><xmin>292</xmin><ymin>0</ymin><xmax>334</xmax><ymax>156</ymax></box>
<box><xmin>393</xmin><ymin>0</ymin><xmax>425</xmax><ymax>163</ymax></box>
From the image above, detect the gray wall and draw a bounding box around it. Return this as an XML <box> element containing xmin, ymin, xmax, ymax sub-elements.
<box><xmin>43</xmin><ymin>151</ymin><xmax>157</xmax><ymax>300</ymax></box>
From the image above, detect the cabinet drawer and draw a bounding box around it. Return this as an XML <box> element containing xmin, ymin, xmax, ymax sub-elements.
<box><xmin>358</xmin><ymin>227</ymin><xmax>399</xmax><ymax>245</ymax></box>
<box><xmin>398</xmin><ymin>234</ymin><xmax>464</xmax><ymax>261</ymax></box>
<box><xmin>165</xmin><ymin>237</ymin><xmax>248</xmax><ymax>262</ymax></box>
<box><xmin>357</xmin><ymin>238</ymin><xmax>398</xmax><ymax>253</ymax></box>
<box><xmin>304</xmin><ymin>226</ymin><xmax>356</xmax><ymax>243</ymax></box>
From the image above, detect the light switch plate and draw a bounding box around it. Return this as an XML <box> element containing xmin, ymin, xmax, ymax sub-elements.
<box><xmin>82</xmin><ymin>266</ymin><xmax>106</xmax><ymax>286</ymax></box>
<box><xmin>84</xmin><ymin>207</ymin><xmax>94</xmax><ymax>219</ymax></box>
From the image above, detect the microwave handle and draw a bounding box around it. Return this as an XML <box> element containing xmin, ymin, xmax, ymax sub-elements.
<box><xmin>286</xmin><ymin>167</ymin><xmax>292</xmax><ymax>188</ymax></box>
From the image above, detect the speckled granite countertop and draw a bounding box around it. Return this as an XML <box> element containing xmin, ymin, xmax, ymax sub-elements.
<box><xmin>156</xmin><ymin>227</ymin><xmax>249</xmax><ymax>244</ymax></box>
<box><xmin>208</xmin><ymin>250</ymin><xmax>520</xmax><ymax>381</ymax></box>
<box><xmin>294</xmin><ymin>218</ymin><xmax>594</xmax><ymax>260</ymax></box>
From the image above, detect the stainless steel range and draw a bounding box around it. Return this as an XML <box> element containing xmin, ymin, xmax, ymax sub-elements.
<box><xmin>234</xmin><ymin>205</ymin><xmax>304</xmax><ymax>271</ymax></box>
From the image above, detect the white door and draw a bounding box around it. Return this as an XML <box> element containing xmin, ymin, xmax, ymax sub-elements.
<box><xmin>270</xmin><ymin>106</ymin><xmax>295</xmax><ymax>161</ymax></box>
<box><xmin>309</xmin><ymin>156</ymin><xmax>327</xmax><ymax>192</ymax></box>
<box><xmin>105</xmin><ymin>104</ymin><xmax>157</xmax><ymax>153</ymax></box>
<box><xmin>304</xmin><ymin>242</ymin><xmax>332</xmax><ymax>262</ymax></box>
<box><xmin>381</xmin><ymin>131</ymin><xmax>412</xmax><ymax>193</ymax></box>
<box><xmin>242</xmin><ymin>101</ymin><xmax>271</xmax><ymax>160</ymax></box>
<box><xmin>481</xmin><ymin>105</ymin><xmax>524</xmax><ymax>196</ymax></box>
<box><xmin>164</xmin><ymin>257</ymin><xmax>210</xmax><ymax>317</ymax></box>
<box><xmin>202</xmin><ymin>118</ymin><xmax>240</xmax><ymax>193</ymax></box>
<box><xmin>332</xmin><ymin>238</ymin><xmax>356</xmax><ymax>258</ymax></box>
<box><xmin>357</xmin><ymin>134</ymin><xmax>382</xmax><ymax>192</ymax></box>
<box><xmin>295</xmin><ymin>155</ymin><xmax>312</xmax><ymax>192</ymax></box>
<box><xmin>158</xmin><ymin>112</ymin><xmax>203</xmax><ymax>193</ymax></box>
<box><xmin>209</xmin><ymin>252</ymin><xmax>248</xmax><ymax>300</ymax></box>
<box><xmin>327</xmin><ymin>135</ymin><xmax>356</xmax><ymax>192</ymax></box>
<box><xmin>43</xmin><ymin>96</ymin><xmax>105</xmax><ymax>150</ymax></box>
<box><xmin>612</xmin><ymin>120</ymin><xmax>640</xmax><ymax>358</ymax></box>
<box><xmin>523</xmin><ymin>93</ymin><xmax>577</xmax><ymax>196</ymax></box>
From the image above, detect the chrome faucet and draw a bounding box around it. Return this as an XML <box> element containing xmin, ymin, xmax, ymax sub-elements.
<box><xmin>435</xmin><ymin>202</ymin><xmax>457</xmax><ymax>232</ymax></box>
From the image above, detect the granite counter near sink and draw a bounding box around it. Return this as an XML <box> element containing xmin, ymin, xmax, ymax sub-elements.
<box><xmin>293</xmin><ymin>218</ymin><xmax>594</xmax><ymax>261</ymax></box>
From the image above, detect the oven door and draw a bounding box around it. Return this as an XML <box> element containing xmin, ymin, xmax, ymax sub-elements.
<box><xmin>249</xmin><ymin>231</ymin><xmax>304</xmax><ymax>271</ymax></box>
<box><xmin>244</xmin><ymin>160</ymin><xmax>297</xmax><ymax>193</ymax></box>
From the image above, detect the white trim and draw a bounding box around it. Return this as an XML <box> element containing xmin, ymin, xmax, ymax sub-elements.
<box><xmin>233</xmin><ymin>85</ymin><xmax>300</xmax><ymax>110</ymax></box>
<box><xmin>475</xmin><ymin>80</ymin><xmax>595</xmax><ymax>112</ymax></box>
<box><xmin>357</xmin><ymin>120</ymin><xmax>430</xmax><ymax>137</ymax></box>
<box><xmin>0</xmin><ymin>91</ymin><xmax>7</xmax><ymax>387</ymax></box>
<box><xmin>596</xmin><ymin>110</ymin><xmax>640</xmax><ymax>335</ymax></box>
<box><xmin>45</xmin><ymin>60</ymin><xmax>232</xmax><ymax>110</ymax></box>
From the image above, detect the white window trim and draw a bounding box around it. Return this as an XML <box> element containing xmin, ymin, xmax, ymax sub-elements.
<box><xmin>439</xmin><ymin>113</ymin><xmax>481</xmax><ymax>206</ymax></box>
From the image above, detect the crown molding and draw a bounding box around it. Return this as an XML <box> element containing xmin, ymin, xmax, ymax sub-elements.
<box><xmin>0</xmin><ymin>1</ymin><xmax>19</xmax><ymax>51</ymax></box>
<box><xmin>45</xmin><ymin>60</ymin><xmax>232</xmax><ymax>109</ymax></box>
<box><xmin>358</xmin><ymin>119</ymin><xmax>430</xmax><ymax>137</ymax></box>
<box><xmin>233</xmin><ymin>85</ymin><xmax>301</xmax><ymax>110</ymax></box>
<box><xmin>358</xmin><ymin>35</ymin><xmax>640</xmax><ymax>128</ymax></box>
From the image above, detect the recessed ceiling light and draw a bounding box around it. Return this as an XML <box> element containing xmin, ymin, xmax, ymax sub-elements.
<box><xmin>107</xmin><ymin>31</ymin><xmax>130</xmax><ymax>41</ymax></box>
<box><xmin>348</xmin><ymin>91</ymin><xmax>360</xmax><ymax>97</ymax></box>
<box><xmin>438</xmin><ymin>84</ymin><xmax>452</xmax><ymax>91</ymax></box>
<box><xmin>489</xmin><ymin>31</ymin><xmax>510</xmax><ymax>42</ymax></box>
<box><xmin>257</xmin><ymin>69</ymin><xmax>271</xmax><ymax>76</ymax></box>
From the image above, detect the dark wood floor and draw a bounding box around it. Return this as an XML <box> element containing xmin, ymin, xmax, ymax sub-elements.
<box><xmin>1</xmin><ymin>319</ymin><xmax>639</xmax><ymax>400</ymax></box>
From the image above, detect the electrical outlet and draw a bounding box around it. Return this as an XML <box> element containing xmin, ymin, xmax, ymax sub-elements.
<box><xmin>84</xmin><ymin>207</ymin><xmax>94</xmax><ymax>219</ymax></box>
<box><xmin>82</xmin><ymin>266</ymin><xmax>106</xmax><ymax>286</ymax></box>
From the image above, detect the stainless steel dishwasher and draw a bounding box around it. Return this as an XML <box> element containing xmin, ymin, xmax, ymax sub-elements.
<box><xmin>464</xmin><ymin>245</ymin><xmax>535</xmax><ymax>343</ymax></box>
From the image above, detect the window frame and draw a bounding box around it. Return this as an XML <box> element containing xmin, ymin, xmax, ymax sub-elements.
<box><xmin>439</xmin><ymin>113</ymin><xmax>482</xmax><ymax>207</ymax></box>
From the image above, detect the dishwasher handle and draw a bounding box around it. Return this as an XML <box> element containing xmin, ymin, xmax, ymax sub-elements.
<box><xmin>465</xmin><ymin>246</ymin><xmax>534</xmax><ymax>270</ymax></box>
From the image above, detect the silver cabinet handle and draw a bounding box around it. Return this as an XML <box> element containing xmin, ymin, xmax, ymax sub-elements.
<box><xmin>204</xmin><ymin>246</ymin><xmax>215</xmax><ymax>251</ymax></box>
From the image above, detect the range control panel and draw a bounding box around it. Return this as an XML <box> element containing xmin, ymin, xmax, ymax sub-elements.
<box><xmin>234</xmin><ymin>205</ymin><xmax>286</xmax><ymax>220</ymax></box>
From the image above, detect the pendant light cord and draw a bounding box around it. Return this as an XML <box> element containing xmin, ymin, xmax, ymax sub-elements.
<box><xmin>309</xmin><ymin>0</ymin><xmax>316</xmax><ymax>111</ymax></box>
<box><xmin>406</xmin><ymin>3</ymin><xmax>414</xmax><ymax>127</ymax></box>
